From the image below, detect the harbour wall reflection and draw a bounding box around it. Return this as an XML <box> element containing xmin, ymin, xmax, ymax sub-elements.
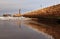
<box><xmin>22</xmin><ymin>18</ymin><xmax>60</xmax><ymax>39</ymax></box>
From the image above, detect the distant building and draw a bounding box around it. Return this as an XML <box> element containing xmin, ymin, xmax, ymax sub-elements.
<box><xmin>3</xmin><ymin>14</ymin><xmax>11</xmax><ymax>17</ymax></box>
<box><xmin>13</xmin><ymin>14</ymin><xmax>21</xmax><ymax>17</ymax></box>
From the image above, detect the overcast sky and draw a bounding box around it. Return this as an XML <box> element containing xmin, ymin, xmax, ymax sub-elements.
<box><xmin>0</xmin><ymin>0</ymin><xmax>60</xmax><ymax>14</ymax></box>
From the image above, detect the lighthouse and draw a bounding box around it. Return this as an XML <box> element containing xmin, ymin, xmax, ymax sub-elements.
<box><xmin>13</xmin><ymin>9</ymin><xmax>21</xmax><ymax>17</ymax></box>
<box><xmin>19</xmin><ymin>9</ymin><xmax>21</xmax><ymax>14</ymax></box>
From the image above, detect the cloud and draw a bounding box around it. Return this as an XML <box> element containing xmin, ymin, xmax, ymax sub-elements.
<box><xmin>0</xmin><ymin>0</ymin><xmax>60</xmax><ymax>9</ymax></box>
<box><xmin>0</xmin><ymin>0</ymin><xmax>60</xmax><ymax>14</ymax></box>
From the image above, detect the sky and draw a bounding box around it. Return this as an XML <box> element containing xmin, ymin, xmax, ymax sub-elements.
<box><xmin>0</xmin><ymin>0</ymin><xmax>60</xmax><ymax>15</ymax></box>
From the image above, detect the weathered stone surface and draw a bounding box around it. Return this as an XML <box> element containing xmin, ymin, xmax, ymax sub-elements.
<box><xmin>23</xmin><ymin>4</ymin><xmax>60</xmax><ymax>19</ymax></box>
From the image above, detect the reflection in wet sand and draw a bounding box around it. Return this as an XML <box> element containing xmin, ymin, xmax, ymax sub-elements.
<box><xmin>0</xmin><ymin>20</ymin><xmax>51</xmax><ymax>39</ymax></box>
<box><xmin>16</xmin><ymin>20</ymin><xmax>21</xmax><ymax>28</ymax></box>
<box><xmin>23</xmin><ymin>18</ymin><xmax>60</xmax><ymax>39</ymax></box>
<box><xmin>0</xmin><ymin>17</ymin><xmax>59</xmax><ymax>39</ymax></box>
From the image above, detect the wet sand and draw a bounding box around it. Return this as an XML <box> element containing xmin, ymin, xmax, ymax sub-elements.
<box><xmin>0</xmin><ymin>20</ymin><xmax>52</xmax><ymax>39</ymax></box>
<box><xmin>23</xmin><ymin>18</ymin><xmax>60</xmax><ymax>39</ymax></box>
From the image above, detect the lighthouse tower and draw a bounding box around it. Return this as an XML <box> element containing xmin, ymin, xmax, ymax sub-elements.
<box><xmin>19</xmin><ymin>9</ymin><xmax>21</xmax><ymax>14</ymax></box>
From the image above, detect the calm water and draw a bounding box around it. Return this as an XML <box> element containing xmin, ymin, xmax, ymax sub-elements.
<box><xmin>0</xmin><ymin>19</ymin><xmax>53</xmax><ymax>39</ymax></box>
